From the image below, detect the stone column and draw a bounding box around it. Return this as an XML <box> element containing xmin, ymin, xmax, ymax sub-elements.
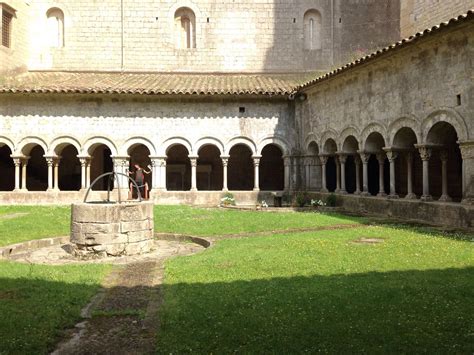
<box><xmin>319</xmin><ymin>155</ymin><xmax>328</xmax><ymax>193</ymax></box>
<box><xmin>304</xmin><ymin>157</ymin><xmax>311</xmax><ymax>190</ymax></box>
<box><xmin>376</xmin><ymin>153</ymin><xmax>386</xmax><ymax>197</ymax></box>
<box><xmin>335</xmin><ymin>156</ymin><xmax>341</xmax><ymax>193</ymax></box>
<box><xmin>338</xmin><ymin>154</ymin><xmax>347</xmax><ymax>194</ymax></box>
<box><xmin>111</xmin><ymin>156</ymin><xmax>130</xmax><ymax>190</ymax></box>
<box><xmin>149</xmin><ymin>157</ymin><xmax>160</xmax><ymax>192</ymax></box>
<box><xmin>283</xmin><ymin>156</ymin><xmax>291</xmax><ymax>191</ymax></box>
<box><xmin>354</xmin><ymin>155</ymin><xmax>361</xmax><ymax>194</ymax></box>
<box><xmin>417</xmin><ymin>146</ymin><xmax>432</xmax><ymax>201</ymax></box>
<box><xmin>459</xmin><ymin>141</ymin><xmax>474</xmax><ymax>205</ymax></box>
<box><xmin>253</xmin><ymin>155</ymin><xmax>262</xmax><ymax>192</ymax></box>
<box><xmin>221</xmin><ymin>155</ymin><xmax>229</xmax><ymax>191</ymax></box>
<box><xmin>86</xmin><ymin>158</ymin><xmax>92</xmax><ymax>188</ymax></box>
<box><xmin>358</xmin><ymin>151</ymin><xmax>370</xmax><ymax>196</ymax></box>
<box><xmin>45</xmin><ymin>157</ymin><xmax>54</xmax><ymax>191</ymax></box>
<box><xmin>53</xmin><ymin>157</ymin><xmax>61</xmax><ymax>191</ymax></box>
<box><xmin>11</xmin><ymin>156</ymin><xmax>21</xmax><ymax>191</ymax></box>
<box><xmin>189</xmin><ymin>155</ymin><xmax>198</xmax><ymax>192</ymax></box>
<box><xmin>438</xmin><ymin>150</ymin><xmax>452</xmax><ymax>202</ymax></box>
<box><xmin>21</xmin><ymin>157</ymin><xmax>29</xmax><ymax>191</ymax></box>
<box><xmin>384</xmin><ymin>149</ymin><xmax>399</xmax><ymax>198</ymax></box>
<box><xmin>405</xmin><ymin>152</ymin><xmax>417</xmax><ymax>200</ymax></box>
<box><xmin>78</xmin><ymin>156</ymin><xmax>88</xmax><ymax>190</ymax></box>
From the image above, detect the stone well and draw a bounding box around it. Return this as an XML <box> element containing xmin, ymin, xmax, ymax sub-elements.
<box><xmin>71</xmin><ymin>202</ymin><xmax>154</xmax><ymax>257</ymax></box>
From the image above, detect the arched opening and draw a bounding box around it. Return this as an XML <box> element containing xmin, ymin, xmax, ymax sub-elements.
<box><xmin>260</xmin><ymin>144</ymin><xmax>284</xmax><ymax>191</ymax></box>
<box><xmin>175</xmin><ymin>7</ymin><xmax>196</xmax><ymax>49</ymax></box>
<box><xmin>26</xmin><ymin>145</ymin><xmax>48</xmax><ymax>191</ymax></box>
<box><xmin>57</xmin><ymin>145</ymin><xmax>81</xmax><ymax>191</ymax></box>
<box><xmin>307</xmin><ymin>142</ymin><xmax>321</xmax><ymax>190</ymax></box>
<box><xmin>197</xmin><ymin>145</ymin><xmax>222</xmax><ymax>191</ymax></box>
<box><xmin>303</xmin><ymin>10</ymin><xmax>322</xmax><ymax>50</ymax></box>
<box><xmin>89</xmin><ymin>144</ymin><xmax>114</xmax><ymax>191</ymax></box>
<box><xmin>0</xmin><ymin>145</ymin><xmax>14</xmax><ymax>191</ymax></box>
<box><xmin>228</xmin><ymin>144</ymin><xmax>253</xmax><ymax>191</ymax></box>
<box><xmin>365</xmin><ymin>132</ymin><xmax>389</xmax><ymax>196</ymax></box>
<box><xmin>323</xmin><ymin>139</ymin><xmax>337</xmax><ymax>192</ymax></box>
<box><xmin>46</xmin><ymin>8</ymin><xmax>64</xmax><ymax>48</ymax></box>
<box><xmin>392</xmin><ymin>127</ymin><xmax>422</xmax><ymax>197</ymax></box>
<box><xmin>342</xmin><ymin>136</ymin><xmax>360</xmax><ymax>194</ymax></box>
<box><xmin>128</xmin><ymin>144</ymin><xmax>152</xmax><ymax>197</ymax></box>
<box><xmin>166</xmin><ymin>144</ymin><xmax>191</xmax><ymax>191</ymax></box>
<box><xmin>426</xmin><ymin>122</ymin><xmax>462</xmax><ymax>202</ymax></box>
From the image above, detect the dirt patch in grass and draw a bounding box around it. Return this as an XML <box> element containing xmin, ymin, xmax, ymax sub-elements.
<box><xmin>351</xmin><ymin>237</ymin><xmax>385</xmax><ymax>245</ymax></box>
<box><xmin>0</xmin><ymin>213</ymin><xmax>29</xmax><ymax>220</ymax></box>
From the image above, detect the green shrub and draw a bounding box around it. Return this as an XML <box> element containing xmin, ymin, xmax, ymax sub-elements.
<box><xmin>325</xmin><ymin>193</ymin><xmax>337</xmax><ymax>207</ymax></box>
<box><xmin>221</xmin><ymin>192</ymin><xmax>236</xmax><ymax>206</ymax></box>
<box><xmin>295</xmin><ymin>192</ymin><xmax>309</xmax><ymax>207</ymax></box>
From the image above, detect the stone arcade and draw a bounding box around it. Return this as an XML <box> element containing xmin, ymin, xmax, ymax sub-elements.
<box><xmin>0</xmin><ymin>1</ymin><xmax>473</xmax><ymax>229</ymax></box>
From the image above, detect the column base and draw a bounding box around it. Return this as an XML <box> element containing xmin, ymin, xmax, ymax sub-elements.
<box><xmin>360</xmin><ymin>191</ymin><xmax>370</xmax><ymax>196</ymax></box>
<box><xmin>438</xmin><ymin>195</ymin><xmax>452</xmax><ymax>202</ymax></box>
<box><xmin>354</xmin><ymin>191</ymin><xmax>361</xmax><ymax>195</ymax></box>
<box><xmin>253</xmin><ymin>188</ymin><xmax>260</xmax><ymax>192</ymax></box>
<box><xmin>222</xmin><ymin>188</ymin><xmax>229</xmax><ymax>192</ymax></box>
<box><xmin>421</xmin><ymin>195</ymin><xmax>433</xmax><ymax>202</ymax></box>
<box><xmin>320</xmin><ymin>188</ymin><xmax>329</xmax><ymax>193</ymax></box>
<box><xmin>338</xmin><ymin>191</ymin><xmax>348</xmax><ymax>195</ymax></box>
<box><xmin>388</xmin><ymin>194</ymin><xmax>399</xmax><ymax>199</ymax></box>
<box><xmin>377</xmin><ymin>192</ymin><xmax>387</xmax><ymax>197</ymax></box>
<box><xmin>190</xmin><ymin>188</ymin><xmax>198</xmax><ymax>192</ymax></box>
<box><xmin>405</xmin><ymin>193</ymin><xmax>418</xmax><ymax>200</ymax></box>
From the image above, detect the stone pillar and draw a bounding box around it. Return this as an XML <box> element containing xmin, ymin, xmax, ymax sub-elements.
<box><xmin>283</xmin><ymin>156</ymin><xmax>291</xmax><ymax>191</ymax></box>
<box><xmin>459</xmin><ymin>141</ymin><xmax>474</xmax><ymax>204</ymax></box>
<box><xmin>112</xmin><ymin>156</ymin><xmax>130</xmax><ymax>190</ymax></box>
<box><xmin>304</xmin><ymin>157</ymin><xmax>311</xmax><ymax>190</ymax></box>
<box><xmin>335</xmin><ymin>156</ymin><xmax>341</xmax><ymax>193</ymax></box>
<box><xmin>21</xmin><ymin>157</ymin><xmax>29</xmax><ymax>191</ymax></box>
<box><xmin>53</xmin><ymin>157</ymin><xmax>61</xmax><ymax>191</ymax></box>
<box><xmin>221</xmin><ymin>155</ymin><xmax>229</xmax><ymax>191</ymax></box>
<box><xmin>78</xmin><ymin>157</ymin><xmax>88</xmax><ymax>190</ymax></box>
<box><xmin>376</xmin><ymin>153</ymin><xmax>386</xmax><ymax>197</ymax></box>
<box><xmin>338</xmin><ymin>154</ymin><xmax>347</xmax><ymax>194</ymax></box>
<box><xmin>438</xmin><ymin>151</ymin><xmax>452</xmax><ymax>202</ymax></box>
<box><xmin>12</xmin><ymin>157</ymin><xmax>21</xmax><ymax>191</ymax></box>
<box><xmin>358</xmin><ymin>151</ymin><xmax>370</xmax><ymax>196</ymax></box>
<box><xmin>384</xmin><ymin>149</ymin><xmax>399</xmax><ymax>199</ymax></box>
<box><xmin>86</xmin><ymin>158</ymin><xmax>92</xmax><ymax>188</ymax></box>
<box><xmin>189</xmin><ymin>155</ymin><xmax>198</xmax><ymax>192</ymax></box>
<box><xmin>45</xmin><ymin>157</ymin><xmax>54</xmax><ymax>191</ymax></box>
<box><xmin>417</xmin><ymin>146</ymin><xmax>432</xmax><ymax>201</ymax></box>
<box><xmin>149</xmin><ymin>157</ymin><xmax>159</xmax><ymax>192</ymax></box>
<box><xmin>405</xmin><ymin>152</ymin><xmax>417</xmax><ymax>200</ymax></box>
<box><xmin>354</xmin><ymin>155</ymin><xmax>361</xmax><ymax>195</ymax></box>
<box><xmin>253</xmin><ymin>155</ymin><xmax>262</xmax><ymax>192</ymax></box>
<box><xmin>319</xmin><ymin>155</ymin><xmax>328</xmax><ymax>193</ymax></box>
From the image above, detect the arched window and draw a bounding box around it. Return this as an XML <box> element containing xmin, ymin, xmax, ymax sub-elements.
<box><xmin>304</xmin><ymin>10</ymin><xmax>321</xmax><ymax>50</ymax></box>
<box><xmin>174</xmin><ymin>7</ymin><xmax>196</xmax><ymax>49</ymax></box>
<box><xmin>46</xmin><ymin>8</ymin><xmax>64</xmax><ymax>48</ymax></box>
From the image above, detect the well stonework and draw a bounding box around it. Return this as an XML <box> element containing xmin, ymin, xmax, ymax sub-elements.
<box><xmin>70</xmin><ymin>202</ymin><xmax>154</xmax><ymax>257</ymax></box>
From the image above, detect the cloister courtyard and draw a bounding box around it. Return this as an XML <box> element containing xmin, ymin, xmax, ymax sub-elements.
<box><xmin>0</xmin><ymin>205</ymin><xmax>472</xmax><ymax>353</ymax></box>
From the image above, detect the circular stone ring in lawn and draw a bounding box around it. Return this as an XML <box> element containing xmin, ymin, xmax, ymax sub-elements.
<box><xmin>1</xmin><ymin>238</ymin><xmax>206</xmax><ymax>265</ymax></box>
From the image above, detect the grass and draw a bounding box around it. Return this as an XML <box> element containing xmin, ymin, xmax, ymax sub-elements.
<box><xmin>158</xmin><ymin>225</ymin><xmax>474</xmax><ymax>353</ymax></box>
<box><xmin>0</xmin><ymin>206</ymin><xmax>70</xmax><ymax>247</ymax></box>
<box><xmin>0</xmin><ymin>261</ymin><xmax>111</xmax><ymax>354</ymax></box>
<box><xmin>153</xmin><ymin>205</ymin><xmax>363</xmax><ymax>236</ymax></box>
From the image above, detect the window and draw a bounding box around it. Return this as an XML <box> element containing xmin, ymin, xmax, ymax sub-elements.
<box><xmin>46</xmin><ymin>8</ymin><xmax>64</xmax><ymax>48</ymax></box>
<box><xmin>174</xmin><ymin>7</ymin><xmax>196</xmax><ymax>49</ymax></box>
<box><xmin>2</xmin><ymin>7</ymin><xmax>13</xmax><ymax>48</ymax></box>
<box><xmin>303</xmin><ymin>10</ymin><xmax>322</xmax><ymax>50</ymax></box>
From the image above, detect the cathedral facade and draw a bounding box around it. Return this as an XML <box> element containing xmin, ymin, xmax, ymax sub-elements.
<box><xmin>1</xmin><ymin>0</ymin><xmax>473</xmax><ymax>228</ymax></box>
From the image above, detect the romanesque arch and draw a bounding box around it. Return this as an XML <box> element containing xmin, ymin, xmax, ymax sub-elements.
<box><xmin>197</xmin><ymin>144</ymin><xmax>223</xmax><ymax>191</ymax></box>
<box><xmin>421</xmin><ymin>109</ymin><xmax>469</xmax><ymax>143</ymax></box>
<box><xmin>260</xmin><ymin>144</ymin><xmax>284</xmax><ymax>191</ymax></box>
<box><xmin>0</xmin><ymin>137</ymin><xmax>14</xmax><ymax>191</ymax></box>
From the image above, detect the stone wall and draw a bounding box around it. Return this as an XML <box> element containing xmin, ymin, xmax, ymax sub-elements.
<box><xmin>298</xmin><ymin>20</ymin><xmax>473</xmax><ymax>200</ymax></box>
<box><xmin>1</xmin><ymin>0</ymin><xmax>400</xmax><ymax>74</ymax></box>
<box><xmin>0</xmin><ymin>94</ymin><xmax>295</xmax><ymax>156</ymax></box>
<box><xmin>401</xmin><ymin>0</ymin><xmax>474</xmax><ymax>38</ymax></box>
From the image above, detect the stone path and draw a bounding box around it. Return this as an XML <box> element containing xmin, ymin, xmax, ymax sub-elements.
<box><xmin>52</xmin><ymin>241</ymin><xmax>203</xmax><ymax>355</ymax></box>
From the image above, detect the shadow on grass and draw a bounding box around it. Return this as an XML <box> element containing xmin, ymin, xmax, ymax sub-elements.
<box><xmin>0</xmin><ymin>277</ymin><xmax>100</xmax><ymax>354</ymax></box>
<box><xmin>1</xmin><ymin>268</ymin><xmax>473</xmax><ymax>354</ymax></box>
<box><xmin>157</xmin><ymin>267</ymin><xmax>474</xmax><ymax>353</ymax></box>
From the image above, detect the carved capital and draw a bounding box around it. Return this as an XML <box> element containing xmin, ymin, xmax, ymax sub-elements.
<box><xmin>283</xmin><ymin>156</ymin><xmax>292</xmax><ymax>167</ymax></box>
<box><xmin>439</xmin><ymin>150</ymin><xmax>449</xmax><ymax>162</ymax></box>
<box><xmin>319</xmin><ymin>155</ymin><xmax>328</xmax><ymax>165</ymax></box>
<box><xmin>221</xmin><ymin>158</ymin><xmax>229</xmax><ymax>167</ymax></box>
<box><xmin>253</xmin><ymin>158</ymin><xmax>261</xmax><ymax>167</ymax></box>
<box><xmin>417</xmin><ymin>146</ymin><xmax>432</xmax><ymax>161</ymax></box>
<box><xmin>337</xmin><ymin>153</ymin><xmax>348</xmax><ymax>164</ymax></box>
<box><xmin>190</xmin><ymin>158</ymin><xmax>198</xmax><ymax>168</ymax></box>
<box><xmin>385</xmin><ymin>150</ymin><xmax>398</xmax><ymax>162</ymax></box>
<box><xmin>357</xmin><ymin>151</ymin><xmax>370</xmax><ymax>164</ymax></box>
<box><xmin>459</xmin><ymin>141</ymin><xmax>474</xmax><ymax>160</ymax></box>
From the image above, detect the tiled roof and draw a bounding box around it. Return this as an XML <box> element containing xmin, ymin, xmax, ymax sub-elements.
<box><xmin>296</xmin><ymin>10</ymin><xmax>474</xmax><ymax>91</ymax></box>
<box><xmin>0</xmin><ymin>71</ymin><xmax>317</xmax><ymax>97</ymax></box>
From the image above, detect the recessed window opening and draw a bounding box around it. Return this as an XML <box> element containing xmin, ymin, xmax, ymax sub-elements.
<box><xmin>456</xmin><ymin>94</ymin><xmax>461</xmax><ymax>106</ymax></box>
<box><xmin>46</xmin><ymin>8</ymin><xmax>65</xmax><ymax>48</ymax></box>
<box><xmin>239</xmin><ymin>107</ymin><xmax>246</xmax><ymax>113</ymax></box>
<box><xmin>175</xmin><ymin>7</ymin><xmax>196</xmax><ymax>49</ymax></box>
<box><xmin>2</xmin><ymin>9</ymin><xmax>13</xmax><ymax>48</ymax></box>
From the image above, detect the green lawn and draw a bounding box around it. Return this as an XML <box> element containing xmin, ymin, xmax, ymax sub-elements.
<box><xmin>0</xmin><ymin>261</ymin><xmax>111</xmax><ymax>354</ymax></box>
<box><xmin>153</xmin><ymin>205</ymin><xmax>362</xmax><ymax>236</ymax></box>
<box><xmin>0</xmin><ymin>206</ymin><xmax>472</xmax><ymax>353</ymax></box>
<box><xmin>158</xmin><ymin>225</ymin><xmax>474</xmax><ymax>353</ymax></box>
